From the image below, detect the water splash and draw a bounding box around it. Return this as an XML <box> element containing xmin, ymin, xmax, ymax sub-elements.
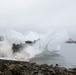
<box><xmin>41</xmin><ymin>29</ymin><xmax>69</xmax><ymax>52</ymax></box>
<box><xmin>0</xmin><ymin>28</ymin><xmax>69</xmax><ymax>61</ymax></box>
<box><xmin>6</xmin><ymin>30</ymin><xmax>25</xmax><ymax>44</ymax></box>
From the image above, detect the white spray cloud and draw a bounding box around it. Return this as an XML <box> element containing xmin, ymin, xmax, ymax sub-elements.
<box><xmin>0</xmin><ymin>29</ymin><xmax>69</xmax><ymax>61</ymax></box>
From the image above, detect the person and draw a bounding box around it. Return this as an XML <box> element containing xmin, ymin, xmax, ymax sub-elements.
<box><xmin>12</xmin><ymin>43</ymin><xmax>21</xmax><ymax>53</ymax></box>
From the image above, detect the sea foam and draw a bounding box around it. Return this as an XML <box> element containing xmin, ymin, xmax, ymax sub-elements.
<box><xmin>0</xmin><ymin>28</ymin><xmax>69</xmax><ymax>61</ymax></box>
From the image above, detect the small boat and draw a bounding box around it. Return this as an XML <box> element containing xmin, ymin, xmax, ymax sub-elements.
<box><xmin>65</xmin><ymin>38</ymin><xmax>76</xmax><ymax>44</ymax></box>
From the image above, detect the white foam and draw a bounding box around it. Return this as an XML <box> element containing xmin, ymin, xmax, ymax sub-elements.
<box><xmin>0</xmin><ymin>28</ymin><xmax>69</xmax><ymax>61</ymax></box>
<box><xmin>6</xmin><ymin>30</ymin><xmax>25</xmax><ymax>44</ymax></box>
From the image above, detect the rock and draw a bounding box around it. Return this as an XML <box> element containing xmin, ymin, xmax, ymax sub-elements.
<box><xmin>31</xmin><ymin>70</ymin><xmax>38</xmax><ymax>75</ymax></box>
<box><xmin>3</xmin><ymin>70</ymin><xmax>12</xmax><ymax>75</ymax></box>
<box><xmin>8</xmin><ymin>64</ymin><xmax>16</xmax><ymax>70</ymax></box>
<box><xmin>48</xmin><ymin>68</ymin><xmax>56</xmax><ymax>74</ymax></box>
<box><xmin>44</xmin><ymin>72</ymin><xmax>50</xmax><ymax>75</ymax></box>
<box><xmin>23</xmin><ymin>71</ymin><xmax>30</xmax><ymax>75</ymax></box>
<box><xmin>0</xmin><ymin>71</ymin><xmax>3</xmax><ymax>75</ymax></box>
<box><xmin>37</xmin><ymin>72</ymin><xmax>43</xmax><ymax>75</ymax></box>
<box><xmin>0</xmin><ymin>62</ymin><xmax>7</xmax><ymax>71</ymax></box>
<box><xmin>0</xmin><ymin>60</ymin><xmax>76</xmax><ymax>75</ymax></box>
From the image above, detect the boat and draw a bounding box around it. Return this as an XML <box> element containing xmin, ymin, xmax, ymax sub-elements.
<box><xmin>65</xmin><ymin>38</ymin><xmax>76</xmax><ymax>44</ymax></box>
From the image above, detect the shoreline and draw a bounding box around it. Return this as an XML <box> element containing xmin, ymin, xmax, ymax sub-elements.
<box><xmin>0</xmin><ymin>59</ymin><xmax>76</xmax><ymax>75</ymax></box>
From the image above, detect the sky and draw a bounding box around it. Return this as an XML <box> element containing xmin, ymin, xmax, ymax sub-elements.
<box><xmin>0</xmin><ymin>0</ymin><xmax>76</xmax><ymax>35</ymax></box>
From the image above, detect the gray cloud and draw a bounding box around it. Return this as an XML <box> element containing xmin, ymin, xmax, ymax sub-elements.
<box><xmin>0</xmin><ymin>0</ymin><xmax>76</xmax><ymax>34</ymax></box>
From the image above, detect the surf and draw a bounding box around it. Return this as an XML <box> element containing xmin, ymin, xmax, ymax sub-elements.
<box><xmin>0</xmin><ymin>28</ymin><xmax>69</xmax><ymax>61</ymax></box>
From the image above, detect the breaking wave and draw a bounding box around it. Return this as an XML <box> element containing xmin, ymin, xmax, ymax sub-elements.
<box><xmin>0</xmin><ymin>28</ymin><xmax>69</xmax><ymax>61</ymax></box>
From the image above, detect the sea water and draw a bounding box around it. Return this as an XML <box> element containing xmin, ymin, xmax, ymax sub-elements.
<box><xmin>30</xmin><ymin>43</ymin><xmax>76</xmax><ymax>68</ymax></box>
<box><xmin>0</xmin><ymin>28</ymin><xmax>76</xmax><ymax>68</ymax></box>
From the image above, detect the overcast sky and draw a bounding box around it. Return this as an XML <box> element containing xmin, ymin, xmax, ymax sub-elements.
<box><xmin>0</xmin><ymin>0</ymin><xmax>76</xmax><ymax>35</ymax></box>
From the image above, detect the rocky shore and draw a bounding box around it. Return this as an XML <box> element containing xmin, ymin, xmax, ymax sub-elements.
<box><xmin>0</xmin><ymin>59</ymin><xmax>76</xmax><ymax>75</ymax></box>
